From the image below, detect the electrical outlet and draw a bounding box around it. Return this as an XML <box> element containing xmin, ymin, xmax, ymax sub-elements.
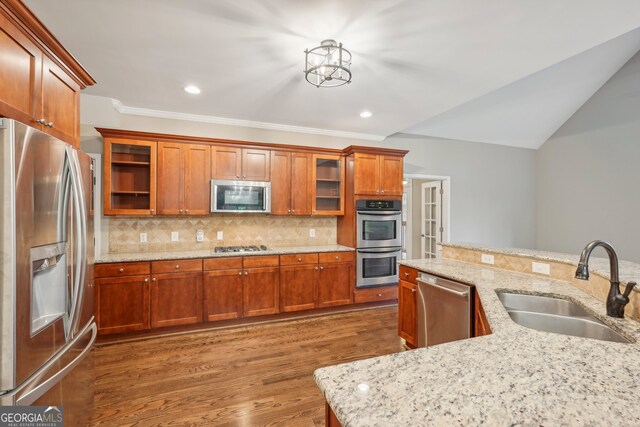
<box><xmin>139</xmin><ymin>232</ymin><xmax>147</xmax><ymax>243</ymax></box>
<box><xmin>216</xmin><ymin>231</ymin><xmax>223</xmax><ymax>240</ymax></box>
<box><xmin>309</xmin><ymin>228</ymin><xmax>316</xmax><ymax>238</ymax></box>
<box><xmin>196</xmin><ymin>229</ymin><xmax>204</xmax><ymax>242</ymax></box>
<box><xmin>532</xmin><ymin>261</ymin><xmax>550</xmax><ymax>275</ymax></box>
<box><xmin>171</xmin><ymin>231</ymin><xmax>179</xmax><ymax>242</ymax></box>
<box><xmin>481</xmin><ymin>254</ymin><xmax>495</xmax><ymax>265</ymax></box>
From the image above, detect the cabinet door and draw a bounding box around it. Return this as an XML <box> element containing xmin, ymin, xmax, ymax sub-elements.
<box><xmin>353</xmin><ymin>153</ymin><xmax>380</xmax><ymax>195</ymax></box>
<box><xmin>184</xmin><ymin>144</ymin><xmax>211</xmax><ymax>215</ymax></box>
<box><xmin>0</xmin><ymin>12</ymin><xmax>42</xmax><ymax>127</ymax></box>
<box><xmin>243</xmin><ymin>267</ymin><xmax>279</xmax><ymax>317</ymax></box>
<box><xmin>94</xmin><ymin>275</ymin><xmax>150</xmax><ymax>335</ymax></box>
<box><xmin>270</xmin><ymin>151</ymin><xmax>291</xmax><ymax>215</ymax></box>
<box><xmin>203</xmin><ymin>269</ymin><xmax>243</xmax><ymax>322</ymax></box>
<box><xmin>398</xmin><ymin>279</ymin><xmax>418</xmax><ymax>347</ymax></box>
<box><xmin>379</xmin><ymin>155</ymin><xmax>403</xmax><ymax>196</ymax></box>
<box><xmin>150</xmin><ymin>272</ymin><xmax>203</xmax><ymax>328</ymax></box>
<box><xmin>157</xmin><ymin>142</ymin><xmax>184</xmax><ymax>215</ymax></box>
<box><xmin>280</xmin><ymin>264</ymin><xmax>318</xmax><ymax>312</ymax></box>
<box><xmin>242</xmin><ymin>148</ymin><xmax>270</xmax><ymax>181</ymax></box>
<box><xmin>41</xmin><ymin>56</ymin><xmax>81</xmax><ymax>146</ymax></box>
<box><xmin>318</xmin><ymin>262</ymin><xmax>353</xmax><ymax>308</ymax></box>
<box><xmin>290</xmin><ymin>152</ymin><xmax>312</xmax><ymax>215</ymax></box>
<box><xmin>103</xmin><ymin>139</ymin><xmax>157</xmax><ymax>216</ymax></box>
<box><xmin>212</xmin><ymin>146</ymin><xmax>242</xmax><ymax>180</ymax></box>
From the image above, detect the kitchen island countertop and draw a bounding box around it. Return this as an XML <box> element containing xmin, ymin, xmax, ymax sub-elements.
<box><xmin>315</xmin><ymin>256</ymin><xmax>640</xmax><ymax>426</ymax></box>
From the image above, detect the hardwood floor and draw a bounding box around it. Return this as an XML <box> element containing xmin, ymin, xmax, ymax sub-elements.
<box><xmin>90</xmin><ymin>306</ymin><xmax>401</xmax><ymax>426</ymax></box>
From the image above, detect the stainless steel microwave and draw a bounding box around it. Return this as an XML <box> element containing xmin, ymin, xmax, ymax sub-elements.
<box><xmin>211</xmin><ymin>180</ymin><xmax>271</xmax><ymax>213</ymax></box>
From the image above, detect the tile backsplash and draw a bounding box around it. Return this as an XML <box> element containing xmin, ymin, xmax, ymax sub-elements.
<box><xmin>107</xmin><ymin>215</ymin><xmax>337</xmax><ymax>253</ymax></box>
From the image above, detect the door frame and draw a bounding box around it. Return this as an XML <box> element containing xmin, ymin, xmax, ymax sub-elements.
<box><xmin>403</xmin><ymin>174</ymin><xmax>451</xmax><ymax>259</ymax></box>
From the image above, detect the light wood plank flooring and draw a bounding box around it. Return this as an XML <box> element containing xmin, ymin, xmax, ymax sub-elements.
<box><xmin>90</xmin><ymin>306</ymin><xmax>401</xmax><ymax>426</ymax></box>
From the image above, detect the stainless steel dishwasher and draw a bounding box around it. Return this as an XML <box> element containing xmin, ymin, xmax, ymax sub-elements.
<box><xmin>417</xmin><ymin>272</ymin><xmax>473</xmax><ymax>347</ymax></box>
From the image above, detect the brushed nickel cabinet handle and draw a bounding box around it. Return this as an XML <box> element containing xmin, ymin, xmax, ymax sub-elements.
<box><xmin>46</xmin><ymin>122</ymin><xmax>54</xmax><ymax>128</ymax></box>
<box><xmin>320</xmin><ymin>266</ymin><xmax>324</xmax><ymax>270</ymax></box>
<box><xmin>404</xmin><ymin>272</ymin><xmax>409</xmax><ymax>277</ymax></box>
<box><xmin>119</xmin><ymin>268</ymin><xmax>124</xmax><ymax>272</ymax></box>
<box><xmin>381</xmin><ymin>189</ymin><xmax>384</xmax><ymax>193</ymax></box>
<box><xmin>244</xmin><ymin>271</ymin><xmax>248</xmax><ymax>275</ymax></box>
<box><xmin>298</xmin><ymin>257</ymin><xmax>302</xmax><ymax>262</ymax></box>
<box><xmin>175</xmin><ymin>265</ymin><xmax>180</xmax><ymax>269</ymax></box>
<box><xmin>144</xmin><ymin>278</ymin><xmax>148</xmax><ymax>282</ymax></box>
<box><xmin>185</xmin><ymin>209</ymin><xmax>189</xmax><ymax>213</ymax></box>
<box><xmin>411</xmin><ymin>289</ymin><xmax>416</xmax><ymax>293</ymax></box>
<box><xmin>288</xmin><ymin>209</ymin><xmax>291</xmax><ymax>213</ymax></box>
<box><xmin>152</xmin><ymin>278</ymin><xmax>156</xmax><ymax>282</ymax></box>
<box><xmin>238</xmin><ymin>271</ymin><xmax>242</xmax><ymax>275</ymax></box>
<box><xmin>315</xmin><ymin>267</ymin><xmax>318</xmax><ymax>270</ymax></box>
<box><xmin>335</xmin><ymin>256</ymin><xmax>339</xmax><ymax>260</ymax></box>
<box><xmin>377</xmin><ymin>293</ymin><xmax>382</xmax><ymax>297</ymax></box>
<box><xmin>35</xmin><ymin>118</ymin><xmax>46</xmax><ymax>125</ymax></box>
<box><xmin>150</xmin><ymin>209</ymin><xmax>155</xmax><ymax>213</ymax></box>
<box><xmin>179</xmin><ymin>209</ymin><xmax>183</xmax><ymax>213</ymax></box>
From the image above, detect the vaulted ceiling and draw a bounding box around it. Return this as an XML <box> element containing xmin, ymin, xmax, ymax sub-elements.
<box><xmin>25</xmin><ymin>0</ymin><xmax>640</xmax><ymax>148</ymax></box>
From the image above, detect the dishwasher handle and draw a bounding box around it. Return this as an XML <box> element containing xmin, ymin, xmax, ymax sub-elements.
<box><xmin>418</xmin><ymin>278</ymin><xmax>470</xmax><ymax>299</ymax></box>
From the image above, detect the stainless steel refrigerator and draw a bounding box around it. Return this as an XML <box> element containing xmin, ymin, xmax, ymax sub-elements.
<box><xmin>0</xmin><ymin>119</ymin><xmax>95</xmax><ymax>422</ymax></box>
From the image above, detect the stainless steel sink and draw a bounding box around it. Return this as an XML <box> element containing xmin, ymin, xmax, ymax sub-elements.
<box><xmin>497</xmin><ymin>292</ymin><xmax>630</xmax><ymax>344</ymax></box>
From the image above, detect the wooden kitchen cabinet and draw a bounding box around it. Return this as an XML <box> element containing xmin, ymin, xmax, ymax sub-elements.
<box><xmin>103</xmin><ymin>138</ymin><xmax>157</xmax><ymax>215</ymax></box>
<box><xmin>353</xmin><ymin>153</ymin><xmax>403</xmax><ymax>196</ymax></box>
<box><xmin>150</xmin><ymin>271</ymin><xmax>203</xmax><ymax>328</ymax></box>
<box><xmin>474</xmin><ymin>292</ymin><xmax>491</xmax><ymax>337</ymax></box>
<box><xmin>212</xmin><ymin>146</ymin><xmax>270</xmax><ymax>181</ymax></box>
<box><xmin>0</xmin><ymin>2</ymin><xmax>94</xmax><ymax>147</ymax></box>
<box><xmin>280</xmin><ymin>264</ymin><xmax>318</xmax><ymax>312</ymax></box>
<box><xmin>94</xmin><ymin>273</ymin><xmax>150</xmax><ymax>335</ymax></box>
<box><xmin>243</xmin><ymin>266</ymin><xmax>280</xmax><ymax>317</ymax></box>
<box><xmin>318</xmin><ymin>262</ymin><xmax>353</xmax><ymax>308</ymax></box>
<box><xmin>312</xmin><ymin>154</ymin><xmax>344</xmax><ymax>215</ymax></box>
<box><xmin>270</xmin><ymin>150</ymin><xmax>312</xmax><ymax>215</ymax></box>
<box><xmin>157</xmin><ymin>142</ymin><xmax>211</xmax><ymax>215</ymax></box>
<box><xmin>203</xmin><ymin>268</ymin><xmax>243</xmax><ymax>322</ymax></box>
<box><xmin>398</xmin><ymin>279</ymin><xmax>418</xmax><ymax>347</ymax></box>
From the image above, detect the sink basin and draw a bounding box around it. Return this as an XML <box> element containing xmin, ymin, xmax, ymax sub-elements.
<box><xmin>497</xmin><ymin>292</ymin><xmax>630</xmax><ymax>344</ymax></box>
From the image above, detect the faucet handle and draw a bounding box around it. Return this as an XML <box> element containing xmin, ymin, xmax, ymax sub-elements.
<box><xmin>623</xmin><ymin>281</ymin><xmax>636</xmax><ymax>298</ymax></box>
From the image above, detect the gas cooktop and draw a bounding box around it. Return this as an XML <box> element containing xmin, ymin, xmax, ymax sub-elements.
<box><xmin>214</xmin><ymin>245</ymin><xmax>269</xmax><ymax>253</ymax></box>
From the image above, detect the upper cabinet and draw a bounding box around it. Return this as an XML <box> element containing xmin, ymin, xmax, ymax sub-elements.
<box><xmin>103</xmin><ymin>138</ymin><xmax>157</xmax><ymax>216</ymax></box>
<box><xmin>157</xmin><ymin>142</ymin><xmax>211</xmax><ymax>215</ymax></box>
<box><xmin>353</xmin><ymin>152</ymin><xmax>404</xmax><ymax>196</ymax></box>
<box><xmin>0</xmin><ymin>1</ymin><xmax>95</xmax><ymax>147</ymax></box>
<box><xmin>270</xmin><ymin>151</ymin><xmax>312</xmax><ymax>215</ymax></box>
<box><xmin>212</xmin><ymin>146</ymin><xmax>270</xmax><ymax>181</ymax></box>
<box><xmin>312</xmin><ymin>154</ymin><xmax>344</xmax><ymax>215</ymax></box>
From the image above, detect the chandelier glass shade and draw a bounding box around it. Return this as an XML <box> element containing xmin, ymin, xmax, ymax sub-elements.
<box><xmin>304</xmin><ymin>39</ymin><xmax>352</xmax><ymax>88</ymax></box>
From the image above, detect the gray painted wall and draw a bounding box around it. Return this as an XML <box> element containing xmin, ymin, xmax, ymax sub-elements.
<box><xmin>388</xmin><ymin>134</ymin><xmax>537</xmax><ymax>248</ymax></box>
<box><xmin>537</xmin><ymin>51</ymin><xmax>640</xmax><ymax>262</ymax></box>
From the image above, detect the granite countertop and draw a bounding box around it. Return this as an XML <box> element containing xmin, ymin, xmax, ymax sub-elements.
<box><xmin>95</xmin><ymin>244</ymin><xmax>354</xmax><ymax>264</ymax></box>
<box><xmin>442</xmin><ymin>242</ymin><xmax>640</xmax><ymax>289</ymax></box>
<box><xmin>315</xmin><ymin>257</ymin><xmax>640</xmax><ymax>426</ymax></box>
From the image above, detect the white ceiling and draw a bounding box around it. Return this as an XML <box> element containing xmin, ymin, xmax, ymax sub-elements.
<box><xmin>25</xmin><ymin>0</ymin><xmax>640</xmax><ymax>148</ymax></box>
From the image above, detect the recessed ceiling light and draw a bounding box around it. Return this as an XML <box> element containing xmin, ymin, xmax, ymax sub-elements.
<box><xmin>184</xmin><ymin>85</ymin><xmax>201</xmax><ymax>95</ymax></box>
<box><xmin>360</xmin><ymin>111</ymin><xmax>372</xmax><ymax>118</ymax></box>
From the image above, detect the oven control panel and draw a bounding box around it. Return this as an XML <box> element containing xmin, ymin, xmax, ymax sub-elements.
<box><xmin>356</xmin><ymin>199</ymin><xmax>401</xmax><ymax>211</ymax></box>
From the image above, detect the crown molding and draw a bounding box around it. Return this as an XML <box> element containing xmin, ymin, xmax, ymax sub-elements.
<box><xmin>109</xmin><ymin>98</ymin><xmax>385</xmax><ymax>142</ymax></box>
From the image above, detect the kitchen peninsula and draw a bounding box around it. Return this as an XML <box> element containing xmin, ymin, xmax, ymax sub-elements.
<box><xmin>316</xmin><ymin>243</ymin><xmax>640</xmax><ymax>426</ymax></box>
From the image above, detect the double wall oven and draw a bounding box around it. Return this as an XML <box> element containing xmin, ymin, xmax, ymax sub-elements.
<box><xmin>356</xmin><ymin>199</ymin><xmax>402</xmax><ymax>288</ymax></box>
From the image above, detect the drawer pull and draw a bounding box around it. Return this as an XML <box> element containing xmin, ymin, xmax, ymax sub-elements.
<box><xmin>119</xmin><ymin>268</ymin><xmax>124</xmax><ymax>273</ymax></box>
<box><xmin>411</xmin><ymin>289</ymin><xmax>416</xmax><ymax>293</ymax></box>
<box><xmin>404</xmin><ymin>272</ymin><xmax>409</xmax><ymax>277</ymax></box>
<box><xmin>320</xmin><ymin>266</ymin><xmax>324</xmax><ymax>270</ymax></box>
<box><xmin>335</xmin><ymin>256</ymin><xmax>339</xmax><ymax>260</ymax></box>
<box><xmin>298</xmin><ymin>257</ymin><xmax>302</xmax><ymax>262</ymax></box>
<box><xmin>244</xmin><ymin>271</ymin><xmax>248</xmax><ymax>275</ymax></box>
<box><xmin>175</xmin><ymin>265</ymin><xmax>180</xmax><ymax>269</ymax></box>
<box><xmin>315</xmin><ymin>267</ymin><xmax>318</xmax><ymax>270</ymax></box>
<box><xmin>238</xmin><ymin>271</ymin><xmax>242</xmax><ymax>275</ymax></box>
<box><xmin>377</xmin><ymin>293</ymin><xmax>382</xmax><ymax>297</ymax></box>
<box><xmin>152</xmin><ymin>278</ymin><xmax>156</xmax><ymax>282</ymax></box>
<box><xmin>144</xmin><ymin>278</ymin><xmax>148</xmax><ymax>282</ymax></box>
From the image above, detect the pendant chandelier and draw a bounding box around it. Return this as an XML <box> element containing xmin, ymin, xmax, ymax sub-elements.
<box><xmin>304</xmin><ymin>39</ymin><xmax>352</xmax><ymax>88</ymax></box>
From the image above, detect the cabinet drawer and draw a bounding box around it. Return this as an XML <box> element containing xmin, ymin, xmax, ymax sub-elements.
<box><xmin>243</xmin><ymin>255</ymin><xmax>279</xmax><ymax>268</ymax></box>
<box><xmin>95</xmin><ymin>262</ymin><xmax>150</xmax><ymax>278</ymax></box>
<box><xmin>399</xmin><ymin>265</ymin><xmax>418</xmax><ymax>285</ymax></box>
<box><xmin>204</xmin><ymin>257</ymin><xmax>243</xmax><ymax>271</ymax></box>
<box><xmin>353</xmin><ymin>286</ymin><xmax>398</xmax><ymax>304</ymax></box>
<box><xmin>151</xmin><ymin>259</ymin><xmax>203</xmax><ymax>274</ymax></box>
<box><xmin>319</xmin><ymin>251</ymin><xmax>354</xmax><ymax>264</ymax></box>
<box><xmin>280</xmin><ymin>253</ymin><xmax>319</xmax><ymax>266</ymax></box>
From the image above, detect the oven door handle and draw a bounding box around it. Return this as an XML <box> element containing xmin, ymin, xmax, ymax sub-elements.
<box><xmin>357</xmin><ymin>248</ymin><xmax>402</xmax><ymax>254</ymax></box>
<box><xmin>356</xmin><ymin>211</ymin><xmax>401</xmax><ymax>216</ymax></box>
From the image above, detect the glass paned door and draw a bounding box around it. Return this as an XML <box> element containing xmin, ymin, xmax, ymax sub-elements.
<box><xmin>421</xmin><ymin>181</ymin><xmax>442</xmax><ymax>259</ymax></box>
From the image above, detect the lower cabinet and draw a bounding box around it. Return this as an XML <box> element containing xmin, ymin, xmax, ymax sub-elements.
<box><xmin>318</xmin><ymin>262</ymin><xmax>353</xmax><ymax>308</ymax></box>
<box><xmin>398</xmin><ymin>279</ymin><xmax>418</xmax><ymax>347</ymax></box>
<box><xmin>203</xmin><ymin>269</ymin><xmax>243</xmax><ymax>322</ymax></box>
<box><xmin>474</xmin><ymin>292</ymin><xmax>491</xmax><ymax>336</ymax></box>
<box><xmin>243</xmin><ymin>267</ymin><xmax>280</xmax><ymax>317</ymax></box>
<box><xmin>94</xmin><ymin>274</ymin><xmax>150</xmax><ymax>335</ymax></box>
<box><xmin>150</xmin><ymin>271</ymin><xmax>203</xmax><ymax>328</ymax></box>
<box><xmin>280</xmin><ymin>264</ymin><xmax>318</xmax><ymax>312</ymax></box>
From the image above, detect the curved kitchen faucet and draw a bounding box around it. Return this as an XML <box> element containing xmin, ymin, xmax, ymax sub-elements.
<box><xmin>574</xmin><ymin>240</ymin><xmax>636</xmax><ymax>318</ymax></box>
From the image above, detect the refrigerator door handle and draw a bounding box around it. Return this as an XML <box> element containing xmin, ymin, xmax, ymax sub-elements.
<box><xmin>65</xmin><ymin>148</ymin><xmax>87</xmax><ymax>339</ymax></box>
<box><xmin>1</xmin><ymin>321</ymin><xmax>96</xmax><ymax>405</ymax></box>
